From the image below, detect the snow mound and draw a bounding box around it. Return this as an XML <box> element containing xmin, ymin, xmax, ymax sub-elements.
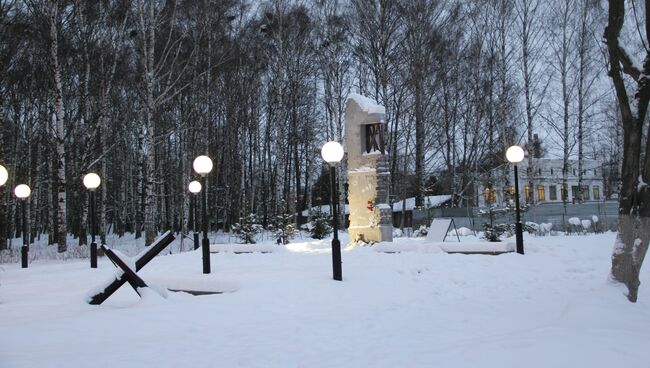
<box><xmin>372</xmin><ymin>240</ymin><xmax>443</xmax><ymax>253</ymax></box>
<box><xmin>448</xmin><ymin>227</ymin><xmax>473</xmax><ymax>236</ymax></box>
<box><xmin>440</xmin><ymin>241</ymin><xmax>515</xmax><ymax>253</ymax></box>
<box><xmin>581</xmin><ymin>220</ymin><xmax>592</xmax><ymax>229</ymax></box>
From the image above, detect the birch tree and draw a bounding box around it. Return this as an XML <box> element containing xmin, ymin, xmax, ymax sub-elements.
<box><xmin>132</xmin><ymin>0</ymin><xmax>202</xmax><ymax>245</ymax></box>
<box><xmin>47</xmin><ymin>0</ymin><xmax>66</xmax><ymax>252</ymax></box>
<box><xmin>547</xmin><ymin>0</ymin><xmax>576</xmax><ymax>211</ymax></box>
<box><xmin>515</xmin><ymin>0</ymin><xmax>549</xmax><ymax>204</ymax></box>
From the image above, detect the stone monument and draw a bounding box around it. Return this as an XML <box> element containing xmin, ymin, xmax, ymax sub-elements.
<box><xmin>345</xmin><ymin>94</ymin><xmax>393</xmax><ymax>244</ymax></box>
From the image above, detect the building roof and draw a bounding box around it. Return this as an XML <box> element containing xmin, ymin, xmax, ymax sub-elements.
<box><xmin>392</xmin><ymin>195</ymin><xmax>452</xmax><ymax>212</ymax></box>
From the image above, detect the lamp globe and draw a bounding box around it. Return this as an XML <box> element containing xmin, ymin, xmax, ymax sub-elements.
<box><xmin>321</xmin><ymin>141</ymin><xmax>344</xmax><ymax>165</ymax></box>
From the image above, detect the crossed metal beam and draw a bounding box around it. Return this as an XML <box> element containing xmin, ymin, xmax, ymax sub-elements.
<box><xmin>88</xmin><ymin>231</ymin><xmax>175</xmax><ymax>305</ymax></box>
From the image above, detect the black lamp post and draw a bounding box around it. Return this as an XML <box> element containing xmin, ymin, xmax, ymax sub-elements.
<box><xmin>321</xmin><ymin>141</ymin><xmax>344</xmax><ymax>281</ymax></box>
<box><xmin>506</xmin><ymin>145</ymin><xmax>525</xmax><ymax>255</ymax></box>
<box><xmin>0</xmin><ymin>165</ymin><xmax>6</xmax><ymax>251</ymax></box>
<box><xmin>83</xmin><ymin>173</ymin><xmax>101</xmax><ymax>268</ymax></box>
<box><xmin>14</xmin><ymin>184</ymin><xmax>31</xmax><ymax>268</ymax></box>
<box><xmin>188</xmin><ymin>180</ymin><xmax>202</xmax><ymax>251</ymax></box>
<box><xmin>193</xmin><ymin>155</ymin><xmax>213</xmax><ymax>274</ymax></box>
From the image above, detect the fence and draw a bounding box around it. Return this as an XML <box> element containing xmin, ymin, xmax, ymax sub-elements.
<box><xmin>411</xmin><ymin>200</ymin><xmax>619</xmax><ymax>232</ymax></box>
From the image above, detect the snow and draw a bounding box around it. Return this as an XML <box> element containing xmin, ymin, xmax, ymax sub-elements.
<box><xmin>1</xmin><ymin>232</ymin><xmax>649</xmax><ymax>368</ymax></box>
<box><xmin>209</xmin><ymin>243</ymin><xmax>282</xmax><ymax>253</ymax></box>
<box><xmin>348</xmin><ymin>165</ymin><xmax>376</xmax><ymax>173</ymax></box>
<box><xmin>347</xmin><ymin>93</ymin><xmax>386</xmax><ymax>115</ymax></box>
<box><xmin>638</xmin><ymin>175</ymin><xmax>648</xmax><ymax>191</ymax></box>
<box><xmin>568</xmin><ymin>217</ymin><xmax>581</xmax><ymax>226</ymax></box>
<box><xmin>441</xmin><ymin>240</ymin><xmax>515</xmax><ymax>253</ymax></box>
<box><xmin>581</xmin><ymin>219</ymin><xmax>592</xmax><ymax>229</ymax></box>
<box><xmin>620</xmin><ymin>43</ymin><xmax>643</xmax><ymax>72</ymax></box>
<box><xmin>392</xmin><ymin>194</ymin><xmax>452</xmax><ymax>211</ymax></box>
<box><xmin>448</xmin><ymin>226</ymin><xmax>474</xmax><ymax>236</ymax></box>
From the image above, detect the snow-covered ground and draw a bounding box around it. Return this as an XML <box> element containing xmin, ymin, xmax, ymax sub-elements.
<box><xmin>1</xmin><ymin>232</ymin><xmax>649</xmax><ymax>368</ymax></box>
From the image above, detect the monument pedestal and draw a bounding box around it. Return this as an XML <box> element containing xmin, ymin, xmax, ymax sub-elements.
<box><xmin>345</xmin><ymin>94</ymin><xmax>392</xmax><ymax>245</ymax></box>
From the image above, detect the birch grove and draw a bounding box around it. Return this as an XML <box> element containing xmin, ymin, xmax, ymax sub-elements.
<box><xmin>0</xmin><ymin>0</ymin><xmax>629</xmax><ymax>280</ymax></box>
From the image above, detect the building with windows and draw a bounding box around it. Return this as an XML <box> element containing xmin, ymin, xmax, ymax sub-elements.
<box><xmin>477</xmin><ymin>158</ymin><xmax>604</xmax><ymax>207</ymax></box>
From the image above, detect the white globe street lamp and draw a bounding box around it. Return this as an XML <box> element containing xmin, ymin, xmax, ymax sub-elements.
<box><xmin>506</xmin><ymin>145</ymin><xmax>525</xmax><ymax>254</ymax></box>
<box><xmin>506</xmin><ymin>145</ymin><xmax>525</xmax><ymax>164</ymax></box>
<box><xmin>193</xmin><ymin>156</ymin><xmax>213</xmax><ymax>177</ymax></box>
<box><xmin>14</xmin><ymin>184</ymin><xmax>31</xmax><ymax>268</ymax></box>
<box><xmin>14</xmin><ymin>184</ymin><xmax>31</xmax><ymax>199</ymax></box>
<box><xmin>321</xmin><ymin>141</ymin><xmax>344</xmax><ymax>166</ymax></box>
<box><xmin>193</xmin><ymin>155</ymin><xmax>212</xmax><ymax>274</ymax></box>
<box><xmin>83</xmin><ymin>173</ymin><xmax>102</xmax><ymax>268</ymax></box>
<box><xmin>188</xmin><ymin>180</ymin><xmax>202</xmax><ymax>194</ymax></box>
<box><xmin>83</xmin><ymin>173</ymin><xmax>101</xmax><ymax>191</ymax></box>
<box><xmin>321</xmin><ymin>141</ymin><xmax>344</xmax><ymax>281</ymax></box>
<box><xmin>0</xmin><ymin>164</ymin><xmax>8</xmax><ymax>186</ymax></box>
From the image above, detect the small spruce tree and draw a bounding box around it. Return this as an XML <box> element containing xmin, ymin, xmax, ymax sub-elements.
<box><xmin>231</xmin><ymin>213</ymin><xmax>262</xmax><ymax>244</ymax></box>
<box><xmin>309</xmin><ymin>210</ymin><xmax>332</xmax><ymax>239</ymax></box>
<box><xmin>270</xmin><ymin>212</ymin><xmax>297</xmax><ymax>244</ymax></box>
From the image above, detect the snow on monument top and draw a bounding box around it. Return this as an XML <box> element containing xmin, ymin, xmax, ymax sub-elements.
<box><xmin>347</xmin><ymin>93</ymin><xmax>386</xmax><ymax>115</ymax></box>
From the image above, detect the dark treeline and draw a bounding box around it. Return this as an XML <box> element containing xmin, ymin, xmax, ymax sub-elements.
<box><xmin>0</xmin><ymin>0</ymin><xmax>617</xmax><ymax>250</ymax></box>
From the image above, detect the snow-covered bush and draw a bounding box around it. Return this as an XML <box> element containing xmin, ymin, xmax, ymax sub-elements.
<box><xmin>392</xmin><ymin>228</ymin><xmax>404</xmax><ymax>238</ymax></box>
<box><xmin>309</xmin><ymin>210</ymin><xmax>332</xmax><ymax>239</ymax></box>
<box><xmin>538</xmin><ymin>223</ymin><xmax>553</xmax><ymax>236</ymax></box>
<box><xmin>581</xmin><ymin>219</ymin><xmax>592</xmax><ymax>232</ymax></box>
<box><xmin>526</xmin><ymin>222</ymin><xmax>540</xmax><ymax>233</ymax></box>
<box><xmin>269</xmin><ymin>213</ymin><xmax>297</xmax><ymax>244</ymax></box>
<box><xmin>591</xmin><ymin>215</ymin><xmax>601</xmax><ymax>233</ymax></box>
<box><xmin>413</xmin><ymin>225</ymin><xmax>428</xmax><ymax>237</ymax></box>
<box><xmin>567</xmin><ymin>217</ymin><xmax>582</xmax><ymax>234</ymax></box>
<box><xmin>482</xmin><ymin>222</ymin><xmax>537</xmax><ymax>242</ymax></box>
<box><xmin>231</xmin><ymin>214</ymin><xmax>263</xmax><ymax>244</ymax></box>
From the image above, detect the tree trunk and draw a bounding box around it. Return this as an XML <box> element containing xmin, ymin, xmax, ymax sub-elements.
<box><xmin>605</xmin><ymin>0</ymin><xmax>650</xmax><ymax>302</ymax></box>
<box><xmin>49</xmin><ymin>0</ymin><xmax>67</xmax><ymax>252</ymax></box>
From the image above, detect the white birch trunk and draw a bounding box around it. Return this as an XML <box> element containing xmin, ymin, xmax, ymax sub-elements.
<box><xmin>49</xmin><ymin>0</ymin><xmax>66</xmax><ymax>252</ymax></box>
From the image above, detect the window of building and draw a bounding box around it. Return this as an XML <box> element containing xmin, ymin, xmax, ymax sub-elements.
<box><xmin>560</xmin><ymin>185</ymin><xmax>567</xmax><ymax>201</ymax></box>
<box><xmin>550</xmin><ymin>168</ymin><xmax>554</xmax><ymax>175</ymax></box>
<box><xmin>549</xmin><ymin>185</ymin><xmax>557</xmax><ymax>200</ymax></box>
<box><xmin>538</xmin><ymin>168</ymin><xmax>542</xmax><ymax>175</ymax></box>
<box><xmin>571</xmin><ymin>186</ymin><xmax>579</xmax><ymax>201</ymax></box>
<box><xmin>593</xmin><ymin>186</ymin><xmax>600</xmax><ymax>200</ymax></box>
<box><xmin>483</xmin><ymin>188</ymin><xmax>497</xmax><ymax>205</ymax></box>
<box><xmin>580</xmin><ymin>186</ymin><xmax>590</xmax><ymax>200</ymax></box>
<box><xmin>537</xmin><ymin>185</ymin><xmax>545</xmax><ymax>201</ymax></box>
<box><xmin>594</xmin><ymin>169</ymin><xmax>597</xmax><ymax>176</ymax></box>
<box><xmin>525</xmin><ymin>185</ymin><xmax>533</xmax><ymax>202</ymax></box>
